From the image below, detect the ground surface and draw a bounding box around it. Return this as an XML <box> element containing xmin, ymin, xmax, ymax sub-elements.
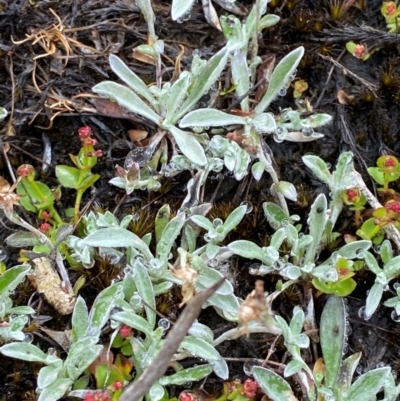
<box><xmin>1</xmin><ymin>0</ymin><xmax>400</xmax><ymax>400</ymax></box>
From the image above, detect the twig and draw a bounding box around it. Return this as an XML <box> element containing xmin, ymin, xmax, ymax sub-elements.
<box><xmin>119</xmin><ymin>278</ymin><xmax>224</xmax><ymax>401</ymax></box>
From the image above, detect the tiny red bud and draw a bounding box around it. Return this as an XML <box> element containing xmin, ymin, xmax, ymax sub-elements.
<box><xmin>17</xmin><ymin>164</ymin><xmax>35</xmax><ymax>177</ymax></box>
<box><xmin>179</xmin><ymin>391</ymin><xmax>197</xmax><ymax>401</ymax></box>
<box><xmin>387</xmin><ymin>4</ymin><xmax>396</xmax><ymax>15</ymax></box>
<box><xmin>241</xmin><ymin>379</ymin><xmax>258</xmax><ymax>398</ymax></box>
<box><xmin>384</xmin><ymin>157</ymin><xmax>397</xmax><ymax>167</ymax></box>
<box><xmin>83</xmin><ymin>393</ymin><xmax>96</xmax><ymax>401</ymax></box>
<box><xmin>93</xmin><ymin>149</ymin><xmax>103</xmax><ymax>157</ymax></box>
<box><xmin>119</xmin><ymin>325</ymin><xmax>133</xmax><ymax>338</ymax></box>
<box><xmin>84</xmin><ymin>138</ymin><xmax>97</xmax><ymax>146</ymax></box>
<box><xmin>339</xmin><ymin>268</ymin><xmax>348</xmax><ymax>276</ymax></box>
<box><xmin>346</xmin><ymin>189</ymin><xmax>358</xmax><ymax>202</ymax></box>
<box><xmin>353</xmin><ymin>44</ymin><xmax>366</xmax><ymax>59</ymax></box>
<box><xmin>78</xmin><ymin>126</ymin><xmax>92</xmax><ymax>138</ymax></box>
<box><xmin>112</xmin><ymin>380</ymin><xmax>123</xmax><ymax>391</ymax></box>
<box><xmin>42</xmin><ymin>211</ymin><xmax>51</xmax><ymax>221</ymax></box>
<box><xmin>39</xmin><ymin>222</ymin><xmax>51</xmax><ymax>234</ymax></box>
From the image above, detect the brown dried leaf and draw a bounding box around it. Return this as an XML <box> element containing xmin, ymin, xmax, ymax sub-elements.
<box><xmin>170</xmin><ymin>264</ymin><xmax>198</xmax><ymax>307</ymax></box>
<box><xmin>255</xmin><ymin>54</ymin><xmax>276</xmax><ymax>102</ymax></box>
<box><xmin>91</xmin><ymin>98</ymin><xmax>134</xmax><ymax>120</ymax></box>
<box><xmin>337</xmin><ymin>89</ymin><xmax>355</xmax><ymax>105</ymax></box>
<box><xmin>128</xmin><ymin>129</ymin><xmax>148</xmax><ymax>142</ymax></box>
<box><xmin>0</xmin><ymin>176</ymin><xmax>21</xmax><ymax>213</ymax></box>
<box><xmin>202</xmin><ymin>0</ymin><xmax>222</xmax><ymax>31</ymax></box>
<box><xmin>40</xmin><ymin>327</ymin><xmax>72</xmax><ymax>351</ymax></box>
<box><xmin>32</xmin><ymin>257</ymin><xmax>75</xmax><ymax>315</ymax></box>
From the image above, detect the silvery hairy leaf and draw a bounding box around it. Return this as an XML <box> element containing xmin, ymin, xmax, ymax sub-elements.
<box><xmin>231</xmin><ymin>50</ymin><xmax>250</xmax><ymax>111</ymax></box>
<box><xmin>109</xmin><ymin>55</ymin><xmax>155</xmax><ymax>103</ymax></box>
<box><xmin>255</xmin><ymin>47</ymin><xmax>304</xmax><ymax>115</ymax></box>
<box><xmin>92</xmin><ymin>81</ymin><xmax>160</xmax><ymax>124</ymax></box>
<box><xmin>180</xmin><ymin>108</ymin><xmax>247</xmax><ymax>128</ymax></box>
<box><xmin>171</xmin><ymin>0</ymin><xmax>196</xmax><ymax>20</ymax></box>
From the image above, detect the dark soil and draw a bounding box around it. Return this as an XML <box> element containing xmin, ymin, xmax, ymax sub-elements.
<box><xmin>1</xmin><ymin>0</ymin><xmax>400</xmax><ymax>400</ymax></box>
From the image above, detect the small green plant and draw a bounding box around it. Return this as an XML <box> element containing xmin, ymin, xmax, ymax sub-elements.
<box><xmin>381</xmin><ymin>1</ymin><xmax>400</xmax><ymax>33</ymax></box>
<box><xmin>253</xmin><ymin>296</ymin><xmax>393</xmax><ymax>401</ymax></box>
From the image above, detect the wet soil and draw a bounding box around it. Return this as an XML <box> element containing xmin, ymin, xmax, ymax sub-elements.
<box><xmin>1</xmin><ymin>0</ymin><xmax>400</xmax><ymax>399</ymax></box>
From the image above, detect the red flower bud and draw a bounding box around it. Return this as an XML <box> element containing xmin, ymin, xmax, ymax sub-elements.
<box><xmin>84</xmin><ymin>138</ymin><xmax>98</xmax><ymax>146</ymax></box>
<box><xmin>384</xmin><ymin>156</ymin><xmax>397</xmax><ymax>167</ymax></box>
<box><xmin>94</xmin><ymin>149</ymin><xmax>103</xmax><ymax>157</ymax></box>
<box><xmin>387</xmin><ymin>4</ymin><xmax>396</xmax><ymax>15</ymax></box>
<box><xmin>112</xmin><ymin>380</ymin><xmax>123</xmax><ymax>391</ymax></box>
<box><xmin>119</xmin><ymin>325</ymin><xmax>133</xmax><ymax>338</ymax></box>
<box><xmin>17</xmin><ymin>164</ymin><xmax>35</xmax><ymax>177</ymax></box>
<box><xmin>42</xmin><ymin>211</ymin><xmax>51</xmax><ymax>221</ymax></box>
<box><xmin>79</xmin><ymin>126</ymin><xmax>92</xmax><ymax>138</ymax></box>
<box><xmin>241</xmin><ymin>379</ymin><xmax>258</xmax><ymax>398</ymax></box>
<box><xmin>346</xmin><ymin>189</ymin><xmax>358</xmax><ymax>202</ymax></box>
<box><xmin>179</xmin><ymin>392</ymin><xmax>198</xmax><ymax>401</ymax></box>
<box><xmin>39</xmin><ymin>222</ymin><xmax>51</xmax><ymax>234</ymax></box>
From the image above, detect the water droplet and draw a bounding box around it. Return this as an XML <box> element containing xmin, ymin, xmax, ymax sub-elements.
<box><xmin>281</xmin><ymin>219</ymin><xmax>289</xmax><ymax>227</ymax></box>
<box><xmin>213</xmin><ymin>218</ymin><xmax>223</xmax><ymax>228</ymax></box>
<box><xmin>132</xmin><ymin>213</ymin><xmax>140</xmax><ymax>221</ymax></box>
<box><xmin>23</xmin><ymin>333</ymin><xmax>34</xmax><ymax>343</ymax></box>
<box><xmin>326</xmin><ymin>163</ymin><xmax>332</xmax><ymax>169</ymax></box>
<box><xmin>216</xmin><ymin>173</ymin><xmax>224</xmax><ymax>181</ymax></box>
<box><xmin>391</xmin><ymin>310</ymin><xmax>400</xmax><ymax>322</ymax></box>
<box><xmin>226</xmin><ymin>17</ymin><xmax>235</xmax><ymax>26</ymax></box>
<box><xmin>243</xmin><ymin>359</ymin><xmax>257</xmax><ymax>376</ymax></box>
<box><xmin>110</xmin><ymin>307</ymin><xmax>121</xmax><ymax>316</ymax></box>
<box><xmin>123</xmin><ymin>265</ymin><xmax>134</xmax><ymax>275</ymax></box>
<box><xmin>240</xmin><ymin>201</ymin><xmax>253</xmax><ymax>214</ymax></box>
<box><xmin>258</xmin><ymin>33</ymin><xmax>263</xmax><ymax>39</ymax></box>
<box><xmin>204</xmin><ymin>233</ymin><xmax>212</xmax><ymax>242</ymax></box>
<box><xmin>383</xmin><ymin>284</ymin><xmax>390</xmax><ymax>291</ymax></box>
<box><xmin>377</xmin><ymin>362</ymin><xmax>386</xmax><ymax>368</ymax></box>
<box><xmin>356</xmin><ymin>364</ymin><xmax>363</xmax><ymax>374</ymax></box>
<box><xmin>342</xmin><ymin>343</ymin><xmax>348</xmax><ymax>354</ymax></box>
<box><xmin>356</xmin><ymin>249</ymin><xmax>365</xmax><ymax>259</ymax></box>
<box><xmin>358</xmin><ymin>306</ymin><xmax>371</xmax><ymax>321</ymax></box>
<box><xmin>192</xmin><ymin>49</ymin><xmax>202</xmax><ymax>57</ymax></box>
<box><xmin>168</xmin><ymin>253</ymin><xmax>173</xmax><ymax>260</ymax></box>
<box><xmin>158</xmin><ymin>318</ymin><xmax>171</xmax><ymax>330</ymax></box>
<box><xmin>208</xmin><ymin>258</ymin><xmax>218</xmax><ymax>268</ymax></box>
<box><xmin>373</xmin><ymin>245</ymin><xmax>381</xmax><ymax>253</ymax></box>
<box><xmin>345</xmin><ymin>323</ymin><xmax>352</xmax><ymax>336</ymax></box>
<box><xmin>301</xmin><ymin>127</ymin><xmax>314</xmax><ymax>137</ymax></box>
<box><xmin>134</xmin><ymin>255</ymin><xmax>145</xmax><ymax>264</ymax></box>
<box><xmin>0</xmin><ymin>246</ymin><xmax>8</xmax><ymax>261</ymax></box>
<box><xmin>279</xmin><ymin>88</ymin><xmax>287</xmax><ymax>96</ymax></box>
<box><xmin>10</xmin><ymin>313</ymin><xmax>18</xmax><ymax>320</ymax></box>
<box><xmin>298</xmin><ymin>232</ymin><xmax>304</xmax><ymax>238</ymax></box>
<box><xmin>130</xmin><ymin>293</ymin><xmax>142</xmax><ymax>308</ymax></box>
<box><xmin>316</xmin><ymin>207</ymin><xmax>324</xmax><ymax>213</ymax></box>
<box><xmin>394</xmin><ymin>282</ymin><xmax>400</xmax><ymax>290</ymax></box>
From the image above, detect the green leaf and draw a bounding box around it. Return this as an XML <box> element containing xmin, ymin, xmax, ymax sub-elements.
<box><xmin>112</xmin><ymin>311</ymin><xmax>153</xmax><ymax>338</ymax></box>
<box><xmin>156</xmin><ymin>212</ymin><xmax>186</xmax><ymax>257</ymax></box>
<box><xmin>191</xmin><ymin>215</ymin><xmax>214</xmax><ymax>231</ymax></box>
<box><xmin>365</xmin><ymin>282</ymin><xmax>384</xmax><ymax>320</ymax></box>
<box><xmin>92</xmin><ymin>81</ymin><xmax>160</xmax><ymax>125</ymax></box>
<box><xmin>223</xmin><ymin>205</ymin><xmax>247</xmax><ymax>235</ymax></box>
<box><xmin>167</xmin><ymin>125</ymin><xmax>207</xmax><ymax>166</ymax></box>
<box><xmin>0</xmin><ymin>342</ymin><xmax>48</xmax><ymax>363</ymax></box>
<box><xmin>109</xmin><ymin>54</ymin><xmax>155</xmax><ymax>103</ymax></box>
<box><xmin>259</xmin><ymin>14</ymin><xmax>280</xmax><ymax>29</ymax></box>
<box><xmin>87</xmin><ymin>284</ymin><xmax>122</xmax><ymax>337</ymax></box>
<box><xmin>180</xmin><ymin>108</ymin><xmax>247</xmax><ymax>128</ymax></box>
<box><xmin>0</xmin><ymin>265</ymin><xmax>31</xmax><ymax>298</ymax></box>
<box><xmin>263</xmin><ymin>202</ymin><xmax>289</xmax><ymax>230</ymax></box>
<box><xmin>37</xmin><ymin>365</ymin><xmax>61</xmax><ymax>390</ymax></box>
<box><xmin>364</xmin><ymin>251</ymin><xmax>383</xmax><ymax>275</ymax></box>
<box><xmin>284</xmin><ymin>359</ymin><xmax>305</xmax><ymax>377</ymax></box>
<box><xmin>231</xmin><ymin>50</ymin><xmax>250</xmax><ymax>111</ymax></box>
<box><xmin>320</xmin><ymin>296</ymin><xmax>345</xmax><ymax>388</ymax></box>
<box><xmin>174</xmin><ymin>46</ymin><xmax>230</xmax><ymax>123</ymax></box>
<box><xmin>81</xmin><ymin>227</ymin><xmax>153</xmax><ymax>259</ymax></box>
<box><xmin>165</xmin><ymin>73</ymin><xmax>192</xmax><ymax>123</ymax></box>
<box><xmin>71</xmin><ymin>296</ymin><xmax>89</xmax><ymax>343</ymax></box>
<box><xmin>37</xmin><ymin>378</ymin><xmax>73</xmax><ymax>401</ymax></box>
<box><xmin>6</xmin><ymin>231</ymin><xmax>42</xmax><ymax>247</ymax></box>
<box><xmin>171</xmin><ymin>0</ymin><xmax>196</xmax><ymax>20</ymax></box>
<box><xmin>380</xmin><ymin>240</ymin><xmax>393</xmax><ymax>265</ymax></box>
<box><xmin>155</xmin><ymin>205</ymin><xmax>171</xmax><ymax>245</ymax></box>
<box><xmin>302</xmin><ymin>155</ymin><xmax>332</xmax><ymax>185</ymax></box>
<box><xmin>197</xmin><ymin>267</ymin><xmax>232</xmax><ymax>296</ymax></box>
<box><xmin>253</xmin><ymin>367</ymin><xmax>299</xmax><ymax>401</ymax></box>
<box><xmin>336</xmin><ymin>352</ymin><xmax>361</xmax><ymax>395</ymax></box>
<box><xmin>255</xmin><ymin>47</ymin><xmax>304</xmax><ymax>114</ymax></box>
<box><xmin>55</xmin><ymin>165</ymin><xmax>81</xmax><ymax>189</ymax></box>
<box><xmin>367</xmin><ymin>167</ymin><xmax>385</xmax><ymax>186</ymax></box>
<box><xmin>343</xmin><ymin>367</ymin><xmax>390</xmax><ymax>401</ymax></box>
<box><xmin>336</xmin><ymin>240</ymin><xmax>371</xmax><ymax>259</ymax></box>
<box><xmin>252</xmin><ymin>161</ymin><xmax>265</xmax><ymax>181</ymax></box>
<box><xmin>158</xmin><ymin>364</ymin><xmax>213</xmax><ymax>385</ymax></box>
<box><xmin>304</xmin><ymin>194</ymin><xmax>327</xmax><ymax>265</ymax></box>
<box><xmin>228</xmin><ymin>240</ymin><xmax>265</xmax><ymax>262</ymax></box>
<box><xmin>133</xmin><ymin>259</ymin><xmax>156</xmax><ymax>328</ymax></box>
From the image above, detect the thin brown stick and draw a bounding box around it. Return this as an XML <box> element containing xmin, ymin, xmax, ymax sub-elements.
<box><xmin>119</xmin><ymin>278</ymin><xmax>224</xmax><ymax>401</ymax></box>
